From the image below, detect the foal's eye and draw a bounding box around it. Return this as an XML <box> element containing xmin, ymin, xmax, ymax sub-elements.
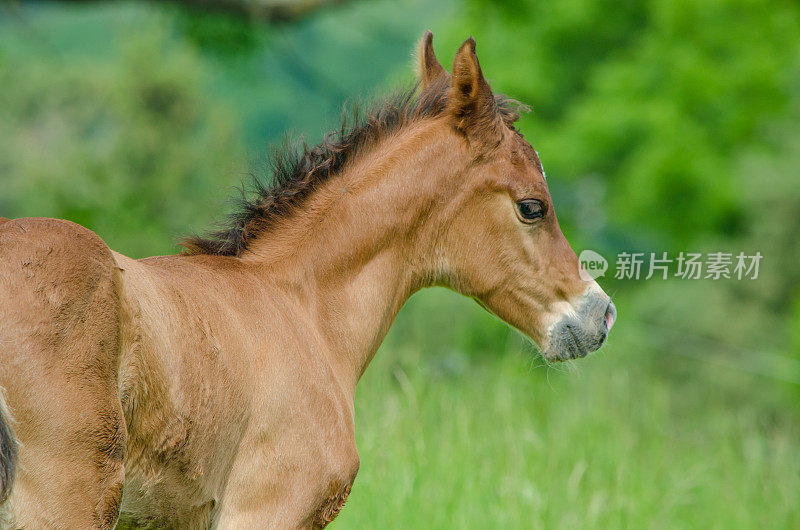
<box><xmin>516</xmin><ymin>199</ymin><xmax>544</xmax><ymax>222</ymax></box>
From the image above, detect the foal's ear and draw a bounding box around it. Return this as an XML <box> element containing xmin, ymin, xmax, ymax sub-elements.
<box><xmin>417</xmin><ymin>30</ymin><xmax>447</xmax><ymax>87</ymax></box>
<box><xmin>448</xmin><ymin>37</ymin><xmax>501</xmax><ymax>143</ymax></box>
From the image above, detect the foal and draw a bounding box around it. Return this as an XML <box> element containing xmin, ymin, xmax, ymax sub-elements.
<box><xmin>0</xmin><ymin>33</ymin><xmax>615</xmax><ymax>528</ymax></box>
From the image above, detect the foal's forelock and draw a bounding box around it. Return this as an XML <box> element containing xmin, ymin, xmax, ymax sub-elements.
<box><xmin>182</xmin><ymin>72</ymin><xmax>524</xmax><ymax>258</ymax></box>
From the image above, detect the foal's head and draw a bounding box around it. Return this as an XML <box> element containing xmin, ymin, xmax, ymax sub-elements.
<box><xmin>419</xmin><ymin>33</ymin><xmax>616</xmax><ymax>361</ymax></box>
<box><xmin>187</xmin><ymin>32</ymin><xmax>615</xmax><ymax>363</ymax></box>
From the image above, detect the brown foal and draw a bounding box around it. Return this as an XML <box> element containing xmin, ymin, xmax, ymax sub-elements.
<box><xmin>0</xmin><ymin>33</ymin><xmax>615</xmax><ymax>528</ymax></box>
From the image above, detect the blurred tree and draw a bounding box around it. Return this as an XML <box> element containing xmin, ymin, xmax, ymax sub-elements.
<box><xmin>6</xmin><ymin>0</ymin><xmax>355</xmax><ymax>22</ymax></box>
<box><xmin>0</xmin><ymin>19</ymin><xmax>244</xmax><ymax>257</ymax></box>
<box><xmin>452</xmin><ymin>0</ymin><xmax>800</xmax><ymax>248</ymax></box>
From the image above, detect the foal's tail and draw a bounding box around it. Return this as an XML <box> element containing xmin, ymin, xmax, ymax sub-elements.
<box><xmin>0</xmin><ymin>389</ymin><xmax>17</xmax><ymax>503</ymax></box>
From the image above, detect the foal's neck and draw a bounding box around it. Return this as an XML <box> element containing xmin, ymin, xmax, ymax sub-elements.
<box><xmin>244</xmin><ymin>119</ymin><xmax>461</xmax><ymax>392</ymax></box>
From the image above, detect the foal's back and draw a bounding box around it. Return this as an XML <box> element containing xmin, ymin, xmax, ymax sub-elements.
<box><xmin>0</xmin><ymin>217</ymin><xmax>254</xmax><ymax>526</ymax></box>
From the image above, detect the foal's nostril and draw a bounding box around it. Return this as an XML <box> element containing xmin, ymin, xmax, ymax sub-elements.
<box><xmin>604</xmin><ymin>301</ymin><xmax>617</xmax><ymax>332</ymax></box>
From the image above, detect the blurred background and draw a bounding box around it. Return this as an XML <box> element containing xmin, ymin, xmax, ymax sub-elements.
<box><xmin>1</xmin><ymin>0</ymin><xmax>798</xmax><ymax>527</ymax></box>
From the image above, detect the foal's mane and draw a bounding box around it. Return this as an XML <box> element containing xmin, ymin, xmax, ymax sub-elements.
<box><xmin>182</xmin><ymin>78</ymin><xmax>521</xmax><ymax>257</ymax></box>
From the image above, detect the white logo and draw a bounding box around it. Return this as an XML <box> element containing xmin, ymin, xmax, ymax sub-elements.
<box><xmin>579</xmin><ymin>249</ymin><xmax>608</xmax><ymax>281</ymax></box>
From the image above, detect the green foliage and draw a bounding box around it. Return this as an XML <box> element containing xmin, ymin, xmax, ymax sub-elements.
<box><xmin>180</xmin><ymin>11</ymin><xmax>262</xmax><ymax>55</ymax></box>
<box><xmin>452</xmin><ymin>0</ymin><xmax>800</xmax><ymax>247</ymax></box>
<box><xmin>0</xmin><ymin>14</ymin><xmax>243</xmax><ymax>256</ymax></box>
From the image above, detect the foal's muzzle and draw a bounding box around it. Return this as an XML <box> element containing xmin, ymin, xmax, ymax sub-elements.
<box><xmin>544</xmin><ymin>293</ymin><xmax>616</xmax><ymax>361</ymax></box>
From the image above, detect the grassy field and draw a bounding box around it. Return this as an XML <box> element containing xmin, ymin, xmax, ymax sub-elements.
<box><xmin>332</xmin><ymin>289</ymin><xmax>800</xmax><ymax>529</ymax></box>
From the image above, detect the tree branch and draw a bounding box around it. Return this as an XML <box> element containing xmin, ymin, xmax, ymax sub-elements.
<box><xmin>179</xmin><ymin>0</ymin><xmax>351</xmax><ymax>22</ymax></box>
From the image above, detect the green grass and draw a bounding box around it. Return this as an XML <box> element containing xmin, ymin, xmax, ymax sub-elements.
<box><xmin>332</xmin><ymin>291</ymin><xmax>800</xmax><ymax>529</ymax></box>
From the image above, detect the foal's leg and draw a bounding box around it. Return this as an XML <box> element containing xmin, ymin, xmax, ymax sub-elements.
<box><xmin>3</xmin><ymin>380</ymin><xmax>127</xmax><ymax>529</ymax></box>
<box><xmin>0</xmin><ymin>218</ymin><xmax>127</xmax><ymax>528</ymax></box>
<box><xmin>213</xmin><ymin>416</ymin><xmax>359</xmax><ymax>529</ymax></box>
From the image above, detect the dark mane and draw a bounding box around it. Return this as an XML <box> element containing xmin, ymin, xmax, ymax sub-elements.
<box><xmin>182</xmin><ymin>78</ymin><xmax>522</xmax><ymax>256</ymax></box>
